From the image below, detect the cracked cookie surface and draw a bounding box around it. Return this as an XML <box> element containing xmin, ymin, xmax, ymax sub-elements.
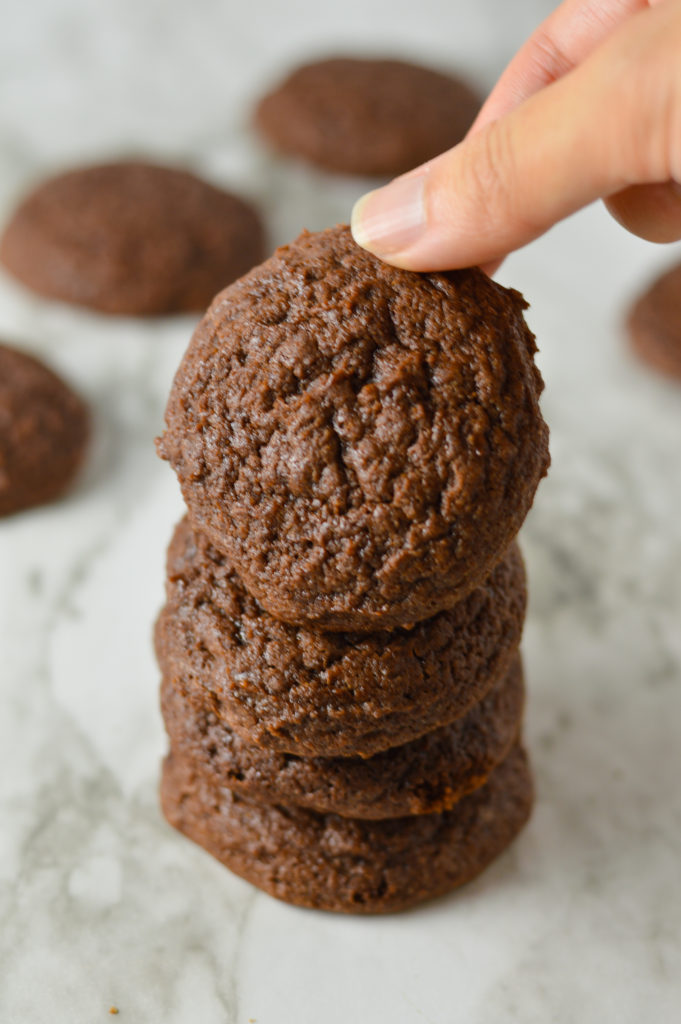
<box><xmin>159</xmin><ymin>225</ymin><xmax>548</xmax><ymax>631</ymax></box>
<box><xmin>154</xmin><ymin>517</ymin><xmax>526</xmax><ymax>757</ymax></box>
<box><xmin>161</xmin><ymin>653</ymin><xmax>524</xmax><ymax>819</ymax></box>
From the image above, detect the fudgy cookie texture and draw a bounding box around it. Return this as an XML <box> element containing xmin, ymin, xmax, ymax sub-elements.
<box><xmin>158</xmin><ymin>225</ymin><xmax>549</xmax><ymax>632</ymax></box>
<box><xmin>161</xmin><ymin>655</ymin><xmax>524</xmax><ymax>819</ymax></box>
<box><xmin>0</xmin><ymin>161</ymin><xmax>265</xmax><ymax>315</ymax></box>
<box><xmin>155</xmin><ymin>517</ymin><xmax>526</xmax><ymax>757</ymax></box>
<box><xmin>254</xmin><ymin>57</ymin><xmax>480</xmax><ymax>177</ymax></box>
<box><xmin>0</xmin><ymin>343</ymin><xmax>89</xmax><ymax>516</ymax></box>
<box><xmin>161</xmin><ymin>743</ymin><xmax>533</xmax><ymax>914</ymax></box>
<box><xmin>627</xmin><ymin>261</ymin><xmax>681</xmax><ymax>381</ymax></box>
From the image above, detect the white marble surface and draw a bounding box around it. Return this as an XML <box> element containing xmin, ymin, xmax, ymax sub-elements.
<box><xmin>1</xmin><ymin>1</ymin><xmax>681</xmax><ymax>1021</ymax></box>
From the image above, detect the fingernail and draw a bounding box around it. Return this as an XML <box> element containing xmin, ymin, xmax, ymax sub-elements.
<box><xmin>351</xmin><ymin>173</ymin><xmax>426</xmax><ymax>257</ymax></box>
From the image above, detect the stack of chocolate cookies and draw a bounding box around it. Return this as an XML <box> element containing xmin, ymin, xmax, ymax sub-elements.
<box><xmin>156</xmin><ymin>226</ymin><xmax>549</xmax><ymax>914</ymax></box>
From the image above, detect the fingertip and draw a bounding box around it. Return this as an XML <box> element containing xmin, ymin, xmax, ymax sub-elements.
<box><xmin>349</xmin><ymin>190</ymin><xmax>375</xmax><ymax>252</ymax></box>
<box><xmin>350</xmin><ymin>174</ymin><xmax>426</xmax><ymax>263</ymax></box>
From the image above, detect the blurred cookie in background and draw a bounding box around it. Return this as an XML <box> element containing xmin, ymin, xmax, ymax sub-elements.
<box><xmin>627</xmin><ymin>260</ymin><xmax>681</xmax><ymax>382</ymax></box>
<box><xmin>254</xmin><ymin>56</ymin><xmax>480</xmax><ymax>177</ymax></box>
<box><xmin>0</xmin><ymin>343</ymin><xmax>89</xmax><ymax>516</ymax></box>
<box><xmin>0</xmin><ymin>161</ymin><xmax>266</xmax><ymax>315</ymax></box>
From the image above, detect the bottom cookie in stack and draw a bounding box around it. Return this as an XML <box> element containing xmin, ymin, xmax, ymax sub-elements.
<box><xmin>159</xmin><ymin>657</ymin><xmax>532</xmax><ymax>914</ymax></box>
<box><xmin>161</xmin><ymin>745</ymin><xmax>532</xmax><ymax>915</ymax></box>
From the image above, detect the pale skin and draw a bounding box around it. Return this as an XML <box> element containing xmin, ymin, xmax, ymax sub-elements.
<box><xmin>351</xmin><ymin>0</ymin><xmax>681</xmax><ymax>273</ymax></box>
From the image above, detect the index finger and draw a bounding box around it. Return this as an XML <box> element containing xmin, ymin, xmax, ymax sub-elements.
<box><xmin>471</xmin><ymin>0</ymin><xmax>654</xmax><ymax>134</ymax></box>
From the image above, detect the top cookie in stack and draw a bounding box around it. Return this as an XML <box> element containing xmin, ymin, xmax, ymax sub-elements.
<box><xmin>159</xmin><ymin>224</ymin><xmax>549</xmax><ymax>632</ymax></box>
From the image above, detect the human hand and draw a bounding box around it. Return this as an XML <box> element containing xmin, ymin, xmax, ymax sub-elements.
<box><xmin>351</xmin><ymin>0</ymin><xmax>681</xmax><ymax>272</ymax></box>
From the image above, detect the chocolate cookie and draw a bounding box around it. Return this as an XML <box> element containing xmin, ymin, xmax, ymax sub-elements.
<box><xmin>155</xmin><ymin>517</ymin><xmax>526</xmax><ymax>757</ymax></box>
<box><xmin>0</xmin><ymin>343</ymin><xmax>89</xmax><ymax>516</ymax></box>
<box><xmin>0</xmin><ymin>161</ymin><xmax>265</xmax><ymax>315</ymax></box>
<box><xmin>254</xmin><ymin>57</ymin><xmax>480</xmax><ymax>177</ymax></box>
<box><xmin>627</xmin><ymin>261</ymin><xmax>681</xmax><ymax>381</ymax></box>
<box><xmin>158</xmin><ymin>225</ymin><xmax>549</xmax><ymax>632</ymax></box>
<box><xmin>161</xmin><ymin>744</ymin><xmax>533</xmax><ymax>914</ymax></box>
<box><xmin>161</xmin><ymin>654</ymin><xmax>524</xmax><ymax>819</ymax></box>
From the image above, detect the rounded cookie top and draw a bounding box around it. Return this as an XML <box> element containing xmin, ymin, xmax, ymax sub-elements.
<box><xmin>0</xmin><ymin>343</ymin><xmax>89</xmax><ymax>516</ymax></box>
<box><xmin>161</xmin><ymin>654</ymin><xmax>525</xmax><ymax>820</ymax></box>
<box><xmin>159</xmin><ymin>225</ymin><xmax>549</xmax><ymax>631</ymax></box>
<box><xmin>154</xmin><ymin>517</ymin><xmax>526</xmax><ymax>758</ymax></box>
<box><xmin>0</xmin><ymin>161</ymin><xmax>266</xmax><ymax>315</ymax></box>
<box><xmin>254</xmin><ymin>57</ymin><xmax>480</xmax><ymax>177</ymax></box>
<box><xmin>627</xmin><ymin>261</ymin><xmax>681</xmax><ymax>381</ymax></box>
<box><xmin>161</xmin><ymin>744</ymin><xmax>533</xmax><ymax>914</ymax></box>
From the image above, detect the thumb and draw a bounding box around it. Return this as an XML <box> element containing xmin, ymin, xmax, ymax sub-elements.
<box><xmin>351</xmin><ymin>0</ymin><xmax>681</xmax><ymax>271</ymax></box>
